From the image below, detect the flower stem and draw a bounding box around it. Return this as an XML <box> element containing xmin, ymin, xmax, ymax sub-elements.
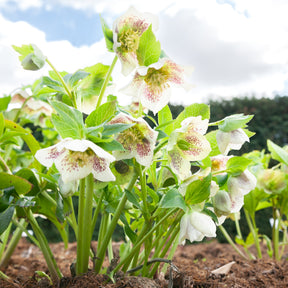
<box><xmin>76</xmin><ymin>174</ymin><xmax>94</xmax><ymax>275</ymax></box>
<box><xmin>26</xmin><ymin>209</ymin><xmax>62</xmax><ymax>281</ymax></box>
<box><xmin>272</xmin><ymin>202</ymin><xmax>280</xmax><ymax>260</ymax></box>
<box><xmin>244</xmin><ymin>208</ymin><xmax>262</xmax><ymax>259</ymax></box>
<box><xmin>113</xmin><ymin>208</ymin><xmax>178</xmax><ymax>274</ymax></box>
<box><xmin>45</xmin><ymin>58</ymin><xmax>77</xmax><ymax>108</ymax></box>
<box><xmin>218</xmin><ymin>225</ymin><xmax>249</xmax><ymax>260</ymax></box>
<box><xmin>94</xmin><ymin>172</ymin><xmax>138</xmax><ymax>274</ymax></box>
<box><xmin>0</xmin><ymin>219</ymin><xmax>27</xmax><ymax>268</ymax></box>
<box><xmin>96</xmin><ymin>55</ymin><xmax>118</xmax><ymax>109</ymax></box>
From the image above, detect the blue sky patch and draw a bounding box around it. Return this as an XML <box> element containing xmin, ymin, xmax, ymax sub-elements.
<box><xmin>1</xmin><ymin>5</ymin><xmax>104</xmax><ymax>46</ymax></box>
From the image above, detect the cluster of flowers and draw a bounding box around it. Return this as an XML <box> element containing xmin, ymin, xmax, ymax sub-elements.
<box><xmin>30</xmin><ymin>7</ymin><xmax>256</xmax><ymax>247</ymax></box>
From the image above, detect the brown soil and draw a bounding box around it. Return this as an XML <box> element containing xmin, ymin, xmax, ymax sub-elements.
<box><xmin>1</xmin><ymin>238</ymin><xmax>288</xmax><ymax>288</ymax></box>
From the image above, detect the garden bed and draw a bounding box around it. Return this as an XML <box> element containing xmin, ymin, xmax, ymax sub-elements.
<box><xmin>1</xmin><ymin>238</ymin><xmax>288</xmax><ymax>287</ymax></box>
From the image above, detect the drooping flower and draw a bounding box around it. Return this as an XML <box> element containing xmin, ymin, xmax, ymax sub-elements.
<box><xmin>167</xmin><ymin>116</ymin><xmax>211</xmax><ymax>180</ymax></box>
<box><xmin>211</xmin><ymin>155</ymin><xmax>232</xmax><ymax>173</ymax></box>
<box><xmin>108</xmin><ymin>112</ymin><xmax>158</xmax><ymax>167</ymax></box>
<box><xmin>121</xmin><ymin>58</ymin><xmax>190</xmax><ymax>114</ymax></box>
<box><xmin>11</xmin><ymin>90</ymin><xmax>53</xmax><ymax>116</ymax></box>
<box><xmin>256</xmin><ymin>169</ymin><xmax>286</xmax><ymax>194</ymax></box>
<box><xmin>179</xmin><ymin>211</ymin><xmax>216</xmax><ymax>244</ymax></box>
<box><xmin>113</xmin><ymin>7</ymin><xmax>158</xmax><ymax>76</ymax></box>
<box><xmin>35</xmin><ymin>138</ymin><xmax>116</xmax><ymax>183</ymax></box>
<box><xmin>216</xmin><ymin>128</ymin><xmax>249</xmax><ymax>155</ymax></box>
<box><xmin>227</xmin><ymin>169</ymin><xmax>257</xmax><ymax>212</ymax></box>
<box><xmin>212</xmin><ymin>190</ymin><xmax>232</xmax><ymax>217</ymax></box>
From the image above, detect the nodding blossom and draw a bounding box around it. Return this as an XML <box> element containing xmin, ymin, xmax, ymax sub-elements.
<box><xmin>35</xmin><ymin>138</ymin><xmax>116</xmax><ymax>183</ymax></box>
<box><xmin>113</xmin><ymin>7</ymin><xmax>158</xmax><ymax>76</ymax></box>
<box><xmin>216</xmin><ymin>128</ymin><xmax>249</xmax><ymax>155</ymax></box>
<box><xmin>179</xmin><ymin>211</ymin><xmax>216</xmax><ymax>244</ymax></box>
<box><xmin>167</xmin><ymin>116</ymin><xmax>211</xmax><ymax>180</ymax></box>
<box><xmin>121</xmin><ymin>58</ymin><xmax>190</xmax><ymax>114</ymax></box>
<box><xmin>108</xmin><ymin>112</ymin><xmax>158</xmax><ymax>167</ymax></box>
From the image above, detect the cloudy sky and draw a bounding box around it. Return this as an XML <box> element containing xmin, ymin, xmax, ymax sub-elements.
<box><xmin>0</xmin><ymin>0</ymin><xmax>288</xmax><ymax>106</ymax></box>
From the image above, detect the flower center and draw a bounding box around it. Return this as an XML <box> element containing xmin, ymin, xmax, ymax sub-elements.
<box><xmin>118</xmin><ymin>28</ymin><xmax>140</xmax><ymax>53</ymax></box>
<box><xmin>68</xmin><ymin>148</ymin><xmax>93</xmax><ymax>167</ymax></box>
<box><xmin>144</xmin><ymin>65</ymin><xmax>170</xmax><ymax>93</ymax></box>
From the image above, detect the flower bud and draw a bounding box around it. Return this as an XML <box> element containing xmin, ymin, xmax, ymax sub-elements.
<box><xmin>213</xmin><ymin>190</ymin><xmax>232</xmax><ymax>217</ymax></box>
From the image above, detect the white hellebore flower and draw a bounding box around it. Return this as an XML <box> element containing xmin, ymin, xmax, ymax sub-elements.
<box><xmin>108</xmin><ymin>112</ymin><xmax>158</xmax><ymax>167</ymax></box>
<box><xmin>121</xmin><ymin>58</ymin><xmax>190</xmax><ymax>114</ymax></box>
<box><xmin>216</xmin><ymin>128</ymin><xmax>249</xmax><ymax>155</ymax></box>
<box><xmin>167</xmin><ymin>116</ymin><xmax>211</xmax><ymax>180</ymax></box>
<box><xmin>113</xmin><ymin>6</ymin><xmax>158</xmax><ymax>76</ymax></box>
<box><xmin>35</xmin><ymin>138</ymin><xmax>116</xmax><ymax>183</ymax></box>
<box><xmin>227</xmin><ymin>169</ymin><xmax>257</xmax><ymax>213</ymax></box>
<box><xmin>179</xmin><ymin>211</ymin><xmax>216</xmax><ymax>244</ymax></box>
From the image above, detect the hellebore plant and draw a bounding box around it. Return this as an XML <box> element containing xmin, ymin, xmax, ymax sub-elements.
<box><xmin>0</xmin><ymin>7</ymin><xmax>256</xmax><ymax>285</ymax></box>
<box><xmin>220</xmin><ymin>140</ymin><xmax>288</xmax><ymax>261</ymax></box>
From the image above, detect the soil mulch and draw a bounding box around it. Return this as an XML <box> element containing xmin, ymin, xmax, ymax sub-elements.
<box><xmin>1</xmin><ymin>238</ymin><xmax>288</xmax><ymax>287</ymax></box>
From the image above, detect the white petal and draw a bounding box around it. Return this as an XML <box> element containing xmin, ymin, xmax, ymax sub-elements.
<box><xmin>168</xmin><ymin>149</ymin><xmax>192</xmax><ymax>180</ymax></box>
<box><xmin>35</xmin><ymin>140</ymin><xmax>68</xmax><ymax>167</ymax></box>
<box><xmin>90</xmin><ymin>155</ymin><xmax>116</xmax><ymax>182</ymax></box>
<box><xmin>216</xmin><ymin>130</ymin><xmax>231</xmax><ymax>155</ymax></box>
<box><xmin>190</xmin><ymin>212</ymin><xmax>216</xmax><ymax>238</ymax></box>
<box><xmin>230</xmin><ymin>195</ymin><xmax>244</xmax><ymax>213</ymax></box>
<box><xmin>181</xmin><ymin>116</ymin><xmax>209</xmax><ymax>135</ymax></box>
<box><xmin>179</xmin><ymin>214</ymin><xmax>189</xmax><ymax>244</ymax></box>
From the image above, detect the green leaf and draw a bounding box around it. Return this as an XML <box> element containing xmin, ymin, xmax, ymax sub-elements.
<box><xmin>158</xmin><ymin>105</ymin><xmax>174</xmax><ymax>135</ymax></box>
<box><xmin>85</xmin><ymin>101</ymin><xmax>116</xmax><ymax>127</ymax></box>
<box><xmin>66</xmin><ymin>70</ymin><xmax>90</xmax><ymax>88</ymax></box>
<box><xmin>100</xmin><ymin>15</ymin><xmax>114</xmax><ymax>52</ymax></box>
<box><xmin>0</xmin><ymin>172</ymin><xmax>33</xmax><ymax>195</ymax></box>
<box><xmin>97</xmin><ymin>140</ymin><xmax>124</xmax><ymax>151</ymax></box>
<box><xmin>225</xmin><ymin>156</ymin><xmax>252</xmax><ymax>176</ymax></box>
<box><xmin>0</xmin><ymin>206</ymin><xmax>14</xmax><ymax>236</ymax></box>
<box><xmin>174</xmin><ymin>104</ymin><xmax>210</xmax><ymax>129</ymax></box>
<box><xmin>218</xmin><ymin>114</ymin><xmax>253</xmax><ymax>132</ymax></box>
<box><xmin>50</xmin><ymin>101</ymin><xmax>84</xmax><ymax>139</ymax></box>
<box><xmin>205</xmin><ymin>130</ymin><xmax>221</xmax><ymax>156</ymax></box>
<box><xmin>136</xmin><ymin>25</ymin><xmax>161</xmax><ymax>66</ymax></box>
<box><xmin>102</xmin><ymin>123</ymin><xmax>134</xmax><ymax>136</ymax></box>
<box><xmin>0</xmin><ymin>113</ymin><xmax>4</xmax><ymax>138</ymax></box>
<box><xmin>0</xmin><ymin>96</ymin><xmax>11</xmax><ymax>111</ymax></box>
<box><xmin>124</xmin><ymin>189</ymin><xmax>140</xmax><ymax>209</ymax></box>
<box><xmin>159</xmin><ymin>188</ymin><xmax>187</xmax><ymax>211</ymax></box>
<box><xmin>185</xmin><ymin>174</ymin><xmax>211</xmax><ymax>205</ymax></box>
<box><xmin>267</xmin><ymin>140</ymin><xmax>288</xmax><ymax>166</ymax></box>
<box><xmin>77</xmin><ymin>63</ymin><xmax>110</xmax><ymax>99</ymax></box>
<box><xmin>15</xmin><ymin>168</ymin><xmax>40</xmax><ymax>196</ymax></box>
<box><xmin>42</xmin><ymin>76</ymin><xmax>65</xmax><ymax>94</ymax></box>
<box><xmin>13</xmin><ymin>44</ymin><xmax>46</xmax><ymax>71</ymax></box>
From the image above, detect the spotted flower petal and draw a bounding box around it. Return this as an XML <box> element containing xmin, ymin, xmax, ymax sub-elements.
<box><xmin>179</xmin><ymin>211</ymin><xmax>216</xmax><ymax>244</ymax></box>
<box><xmin>35</xmin><ymin>138</ymin><xmax>116</xmax><ymax>183</ymax></box>
<box><xmin>167</xmin><ymin>117</ymin><xmax>211</xmax><ymax>180</ymax></box>
<box><xmin>216</xmin><ymin>128</ymin><xmax>249</xmax><ymax>155</ymax></box>
<box><xmin>113</xmin><ymin>7</ymin><xmax>158</xmax><ymax>76</ymax></box>
<box><xmin>121</xmin><ymin>58</ymin><xmax>189</xmax><ymax>114</ymax></box>
<box><xmin>108</xmin><ymin>112</ymin><xmax>158</xmax><ymax>167</ymax></box>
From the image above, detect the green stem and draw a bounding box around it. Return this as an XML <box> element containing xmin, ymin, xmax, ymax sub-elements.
<box><xmin>234</xmin><ymin>214</ymin><xmax>254</xmax><ymax>259</ymax></box>
<box><xmin>272</xmin><ymin>203</ymin><xmax>280</xmax><ymax>260</ymax></box>
<box><xmin>94</xmin><ymin>172</ymin><xmax>138</xmax><ymax>274</ymax></box>
<box><xmin>244</xmin><ymin>209</ymin><xmax>262</xmax><ymax>259</ymax></box>
<box><xmin>136</xmin><ymin>163</ymin><xmax>150</xmax><ymax>221</ymax></box>
<box><xmin>76</xmin><ymin>174</ymin><xmax>94</xmax><ymax>275</ymax></box>
<box><xmin>218</xmin><ymin>225</ymin><xmax>250</xmax><ymax>260</ymax></box>
<box><xmin>45</xmin><ymin>58</ymin><xmax>75</xmax><ymax>106</ymax></box>
<box><xmin>26</xmin><ymin>209</ymin><xmax>62</xmax><ymax>281</ymax></box>
<box><xmin>0</xmin><ymin>219</ymin><xmax>27</xmax><ymax>268</ymax></box>
<box><xmin>113</xmin><ymin>208</ymin><xmax>178</xmax><ymax>274</ymax></box>
<box><xmin>11</xmin><ymin>218</ymin><xmax>39</xmax><ymax>246</ymax></box>
<box><xmin>66</xmin><ymin>197</ymin><xmax>78</xmax><ymax>240</ymax></box>
<box><xmin>96</xmin><ymin>55</ymin><xmax>118</xmax><ymax>109</ymax></box>
<box><xmin>160</xmin><ymin>227</ymin><xmax>179</xmax><ymax>276</ymax></box>
<box><xmin>90</xmin><ymin>190</ymin><xmax>105</xmax><ymax>240</ymax></box>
